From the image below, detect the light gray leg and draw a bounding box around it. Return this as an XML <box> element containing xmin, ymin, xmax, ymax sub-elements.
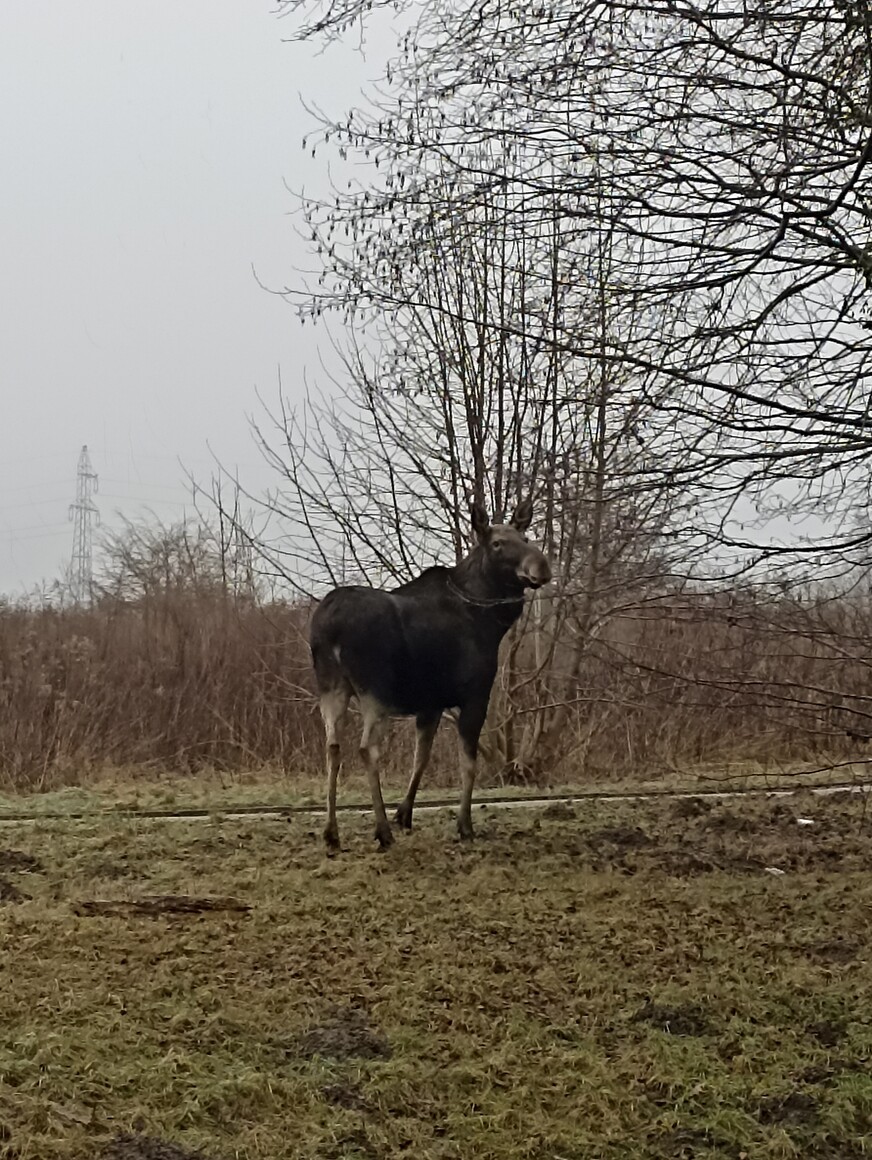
<box><xmin>395</xmin><ymin>712</ymin><xmax>441</xmax><ymax>831</ymax></box>
<box><xmin>320</xmin><ymin>687</ymin><xmax>349</xmax><ymax>850</ymax></box>
<box><xmin>457</xmin><ymin>744</ymin><xmax>477</xmax><ymax>841</ymax></box>
<box><xmin>359</xmin><ymin>695</ymin><xmax>392</xmax><ymax>849</ymax></box>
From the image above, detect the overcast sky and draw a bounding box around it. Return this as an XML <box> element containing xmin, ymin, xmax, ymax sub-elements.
<box><xmin>0</xmin><ymin>2</ymin><xmax>387</xmax><ymax>596</ymax></box>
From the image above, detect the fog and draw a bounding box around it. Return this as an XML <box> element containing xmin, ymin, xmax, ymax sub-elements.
<box><xmin>0</xmin><ymin>2</ymin><xmax>385</xmax><ymax>595</ymax></box>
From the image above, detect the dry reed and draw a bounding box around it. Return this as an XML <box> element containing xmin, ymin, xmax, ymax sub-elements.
<box><xmin>1</xmin><ymin>582</ymin><xmax>870</xmax><ymax>790</ymax></box>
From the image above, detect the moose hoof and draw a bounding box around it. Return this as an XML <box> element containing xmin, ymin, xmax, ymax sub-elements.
<box><xmin>457</xmin><ymin>818</ymin><xmax>475</xmax><ymax>842</ymax></box>
<box><xmin>375</xmin><ymin>823</ymin><xmax>394</xmax><ymax>850</ymax></box>
<box><xmin>324</xmin><ymin>825</ymin><xmax>341</xmax><ymax>853</ymax></box>
<box><xmin>394</xmin><ymin>800</ymin><xmax>413</xmax><ymax>831</ymax></box>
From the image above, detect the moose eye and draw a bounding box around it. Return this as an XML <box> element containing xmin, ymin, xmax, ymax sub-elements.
<box><xmin>492</xmin><ymin>540</ymin><xmax>503</xmax><ymax>552</ymax></box>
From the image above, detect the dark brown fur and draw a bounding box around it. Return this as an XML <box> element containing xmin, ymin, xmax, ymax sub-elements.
<box><xmin>310</xmin><ymin>500</ymin><xmax>551</xmax><ymax>849</ymax></box>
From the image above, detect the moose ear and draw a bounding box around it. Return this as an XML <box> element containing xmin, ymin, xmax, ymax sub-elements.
<box><xmin>470</xmin><ymin>501</ymin><xmax>491</xmax><ymax>544</ymax></box>
<box><xmin>510</xmin><ymin>497</ymin><xmax>533</xmax><ymax>533</ymax></box>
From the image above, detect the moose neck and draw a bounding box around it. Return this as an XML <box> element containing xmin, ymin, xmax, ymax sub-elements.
<box><xmin>450</xmin><ymin>546</ymin><xmax>526</xmax><ymax>631</ymax></box>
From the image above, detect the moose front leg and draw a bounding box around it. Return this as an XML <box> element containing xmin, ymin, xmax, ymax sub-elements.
<box><xmin>456</xmin><ymin>701</ymin><xmax>488</xmax><ymax>841</ymax></box>
<box><xmin>395</xmin><ymin>711</ymin><xmax>441</xmax><ymax>831</ymax></box>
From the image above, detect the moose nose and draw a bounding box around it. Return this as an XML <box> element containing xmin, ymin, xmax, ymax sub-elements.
<box><xmin>521</xmin><ymin>555</ymin><xmax>552</xmax><ymax>588</ymax></box>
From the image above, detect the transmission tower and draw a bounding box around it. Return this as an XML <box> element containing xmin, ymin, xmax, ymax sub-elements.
<box><xmin>69</xmin><ymin>445</ymin><xmax>99</xmax><ymax>604</ymax></box>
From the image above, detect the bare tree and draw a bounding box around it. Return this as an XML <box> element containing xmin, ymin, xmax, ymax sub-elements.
<box><xmin>248</xmin><ymin>139</ymin><xmax>694</xmax><ymax>775</ymax></box>
<box><xmin>278</xmin><ymin>0</ymin><xmax>872</xmax><ymax>578</ymax></box>
<box><xmin>227</xmin><ymin>0</ymin><xmax>872</xmax><ymax>783</ymax></box>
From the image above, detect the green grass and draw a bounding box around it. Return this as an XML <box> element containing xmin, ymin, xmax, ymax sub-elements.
<box><xmin>0</xmin><ymin>793</ymin><xmax>871</xmax><ymax>1158</ymax></box>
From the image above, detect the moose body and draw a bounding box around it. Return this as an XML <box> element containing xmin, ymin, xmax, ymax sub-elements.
<box><xmin>309</xmin><ymin>500</ymin><xmax>551</xmax><ymax>850</ymax></box>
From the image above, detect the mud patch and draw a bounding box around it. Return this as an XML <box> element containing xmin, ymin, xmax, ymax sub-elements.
<box><xmin>798</xmin><ymin>1057</ymin><xmax>866</xmax><ymax>1086</ymax></box>
<box><xmin>0</xmin><ymin>849</ymin><xmax>43</xmax><ymax>874</ymax></box>
<box><xmin>102</xmin><ymin>1133</ymin><xmax>217</xmax><ymax>1160</ymax></box>
<box><xmin>297</xmin><ymin>1007</ymin><xmax>391</xmax><ymax>1062</ymax></box>
<box><xmin>84</xmin><ymin>857</ymin><xmax>136</xmax><ymax>880</ymax></box>
<box><xmin>654</xmin><ymin>1126</ymin><xmax>724</xmax><ymax>1158</ymax></box>
<box><xmin>807</xmin><ymin>1019</ymin><xmax>846</xmax><ymax>1047</ymax></box>
<box><xmin>631</xmin><ymin>1000</ymin><xmax>712</xmax><ymax>1036</ymax></box>
<box><xmin>541</xmin><ymin>801</ymin><xmax>576</xmax><ymax>821</ymax></box>
<box><xmin>806</xmin><ymin>938</ymin><xmax>860</xmax><ymax>964</ymax></box>
<box><xmin>320</xmin><ymin>1126</ymin><xmax>381</xmax><ymax>1159</ymax></box>
<box><xmin>0</xmin><ymin>877</ymin><xmax>29</xmax><ymax>903</ymax></box>
<box><xmin>758</xmin><ymin>1091</ymin><xmax>818</xmax><ymax>1126</ymax></box>
<box><xmin>671</xmin><ymin>796</ymin><xmax>712</xmax><ymax>819</ymax></box>
<box><xmin>705</xmin><ymin>808</ymin><xmax>758</xmax><ymax>834</ymax></box>
<box><xmin>657</xmin><ymin>847</ymin><xmax>762</xmax><ymax>876</ymax></box>
<box><xmin>653</xmin><ymin>849</ymin><xmax>721</xmax><ymax>876</ymax></box>
<box><xmin>322</xmin><ymin>1080</ymin><xmax>374</xmax><ymax>1112</ymax></box>
<box><xmin>490</xmin><ymin>792</ymin><xmax>872</xmax><ymax>878</ymax></box>
<box><xmin>591</xmin><ymin>825</ymin><xmax>653</xmax><ymax>848</ymax></box>
<box><xmin>73</xmin><ymin>895</ymin><xmax>251</xmax><ymax>917</ymax></box>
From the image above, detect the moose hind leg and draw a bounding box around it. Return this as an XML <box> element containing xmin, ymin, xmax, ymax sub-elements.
<box><xmin>320</xmin><ymin>686</ymin><xmax>349</xmax><ymax>851</ymax></box>
<box><xmin>396</xmin><ymin>711</ymin><xmax>440</xmax><ymax>831</ymax></box>
<box><xmin>359</xmin><ymin>695</ymin><xmax>392</xmax><ymax>849</ymax></box>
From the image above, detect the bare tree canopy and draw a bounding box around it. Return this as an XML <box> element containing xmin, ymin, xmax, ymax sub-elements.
<box><xmin>276</xmin><ymin>0</ymin><xmax>872</xmax><ymax>573</ymax></box>
<box><xmin>220</xmin><ymin>0</ymin><xmax>872</xmax><ymax>780</ymax></box>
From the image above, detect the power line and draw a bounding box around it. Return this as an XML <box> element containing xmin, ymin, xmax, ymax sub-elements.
<box><xmin>6</xmin><ymin>524</ymin><xmax>71</xmax><ymax>539</ymax></box>
<box><xmin>98</xmin><ymin>492</ymin><xmax>190</xmax><ymax>508</ymax></box>
<box><xmin>68</xmin><ymin>446</ymin><xmax>99</xmax><ymax>605</ymax></box>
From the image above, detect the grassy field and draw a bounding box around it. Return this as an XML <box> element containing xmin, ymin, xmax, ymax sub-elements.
<box><xmin>0</xmin><ymin>790</ymin><xmax>870</xmax><ymax>1159</ymax></box>
<box><xmin>0</xmin><ymin>756</ymin><xmax>869</xmax><ymax>819</ymax></box>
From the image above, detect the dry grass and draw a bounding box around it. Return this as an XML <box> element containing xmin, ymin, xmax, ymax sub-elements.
<box><xmin>0</xmin><ymin>595</ymin><xmax>319</xmax><ymax>789</ymax></box>
<box><xmin>1</xmin><ymin>792</ymin><xmax>871</xmax><ymax>1158</ymax></box>
<box><xmin>2</xmin><ymin>584</ymin><xmax>872</xmax><ymax>792</ymax></box>
<box><xmin>0</xmin><ymin>759</ymin><xmax>869</xmax><ymax>824</ymax></box>
<box><xmin>0</xmin><ymin>750</ymin><xmax>870</xmax><ymax>847</ymax></box>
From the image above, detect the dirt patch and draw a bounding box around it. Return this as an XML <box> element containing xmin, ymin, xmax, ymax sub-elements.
<box><xmin>704</xmin><ymin>802</ymin><xmax>800</xmax><ymax>835</ymax></box>
<box><xmin>320</xmin><ymin>1126</ymin><xmax>381</xmax><ymax>1159</ymax></box>
<box><xmin>768</xmin><ymin>801</ymin><xmax>805</xmax><ymax>824</ymax></box>
<box><xmin>541</xmin><ymin>801</ymin><xmax>576</xmax><ymax>820</ymax></box>
<box><xmin>671</xmin><ymin>796</ymin><xmax>712</xmax><ymax>819</ymax></box>
<box><xmin>757</xmin><ymin>1091</ymin><xmax>819</xmax><ymax>1126</ymax></box>
<box><xmin>297</xmin><ymin>1007</ymin><xmax>391</xmax><ymax>1062</ymax></box>
<box><xmin>631</xmin><ymin>1001</ymin><xmax>712</xmax><ymax>1036</ymax></box>
<box><xmin>322</xmin><ymin>1080</ymin><xmax>375</xmax><ymax>1112</ymax></box>
<box><xmin>807</xmin><ymin>1019</ymin><xmax>846</xmax><ymax>1047</ymax></box>
<box><xmin>84</xmin><ymin>858</ymin><xmax>136</xmax><ymax>880</ymax></box>
<box><xmin>653</xmin><ymin>1126</ymin><xmax>724</xmax><ymax>1158</ymax></box>
<box><xmin>654</xmin><ymin>847</ymin><xmax>763</xmax><ymax>876</ymax></box>
<box><xmin>479</xmin><ymin>794</ymin><xmax>872</xmax><ymax>878</ymax></box>
<box><xmin>590</xmin><ymin>825</ymin><xmax>653</xmax><ymax>848</ymax></box>
<box><xmin>0</xmin><ymin>877</ymin><xmax>29</xmax><ymax>903</ymax></box>
<box><xmin>73</xmin><ymin>895</ymin><xmax>251</xmax><ymax>917</ymax></box>
<box><xmin>0</xmin><ymin>849</ymin><xmax>43</xmax><ymax>873</ymax></box>
<box><xmin>798</xmin><ymin>1058</ymin><xmax>867</xmax><ymax>1086</ymax></box>
<box><xmin>805</xmin><ymin>938</ymin><xmax>861</xmax><ymax>964</ymax></box>
<box><xmin>704</xmin><ymin>808</ymin><xmax>758</xmax><ymax>834</ymax></box>
<box><xmin>625</xmin><ymin>796</ymin><xmax>872</xmax><ymax>876</ymax></box>
<box><xmin>102</xmin><ymin>1134</ymin><xmax>217</xmax><ymax>1160</ymax></box>
<box><xmin>653</xmin><ymin>849</ymin><xmax>721</xmax><ymax>876</ymax></box>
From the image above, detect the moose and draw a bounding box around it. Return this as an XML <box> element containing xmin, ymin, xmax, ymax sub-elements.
<box><xmin>309</xmin><ymin>498</ymin><xmax>552</xmax><ymax>850</ymax></box>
